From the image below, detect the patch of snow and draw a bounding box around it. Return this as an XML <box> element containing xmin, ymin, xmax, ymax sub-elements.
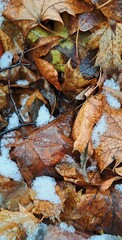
<box><xmin>32</xmin><ymin>176</ymin><xmax>61</xmax><ymax>204</ymax></box>
<box><xmin>103</xmin><ymin>79</ymin><xmax>121</xmax><ymax>109</ymax></box>
<box><xmin>59</xmin><ymin>222</ymin><xmax>75</xmax><ymax>233</ymax></box>
<box><xmin>115</xmin><ymin>184</ymin><xmax>122</xmax><ymax>193</ymax></box>
<box><xmin>0</xmin><ymin>0</ymin><xmax>7</xmax><ymax>26</ymax></box>
<box><xmin>16</xmin><ymin>79</ymin><xmax>29</xmax><ymax>86</ymax></box>
<box><xmin>88</xmin><ymin>234</ymin><xmax>120</xmax><ymax>240</ymax></box>
<box><xmin>20</xmin><ymin>94</ymin><xmax>29</xmax><ymax>107</ymax></box>
<box><xmin>0</xmin><ymin>236</ymin><xmax>8</xmax><ymax>240</ymax></box>
<box><xmin>35</xmin><ymin>105</ymin><xmax>55</xmax><ymax>127</ymax></box>
<box><xmin>87</xmin><ymin>165</ymin><xmax>97</xmax><ymax>171</ymax></box>
<box><xmin>104</xmin><ymin>79</ymin><xmax>120</xmax><ymax>90</ymax></box>
<box><xmin>27</xmin><ymin>223</ymin><xmax>48</xmax><ymax>240</ymax></box>
<box><xmin>7</xmin><ymin>112</ymin><xmax>20</xmax><ymax>130</ymax></box>
<box><xmin>0</xmin><ymin>132</ymin><xmax>22</xmax><ymax>181</ymax></box>
<box><xmin>61</xmin><ymin>154</ymin><xmax>74</xmax><ymax>164</ymax></box>
<box><xmin>0</xmin><ymin>51</ymin><xmax>13</xmax><ymax>69</ymax></box>
<box><xmin>92</xmin><ymin>114</ymin><xmax>108</xmax><ymax>148</ymax></box>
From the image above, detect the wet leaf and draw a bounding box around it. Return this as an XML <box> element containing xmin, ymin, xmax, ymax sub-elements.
<box><xmin>10</xmin><ymin>114</ymin><xmax>73</xmax><ymax>184</ymax></box>
<box><xmin>72</xmin><ymin>95</ymin><xmax>103</xmax><ymax>153</ymax></box>
<box><xmin>35</xmin><ymin>58</ymin><xmax>62</xmax><ymax>90</ymax></box>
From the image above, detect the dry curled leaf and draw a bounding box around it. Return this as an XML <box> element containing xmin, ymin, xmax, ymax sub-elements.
<box><xmin>35</xmin><ymin>58</ymin><xmax>62</xmax><ymax>90</ymax></box>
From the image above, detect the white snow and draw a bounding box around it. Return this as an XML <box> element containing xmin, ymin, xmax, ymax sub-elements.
<box><xmin>35</xmin><ymin>105</ymin><xmax>54</xmax><ymax>127</ymax></box>
<box><xmin>0</xmin><ymin>132</ymin><xmax>22</xmax><ymax>181</ymax></box>
<box><xmin>87</xmin><ymin>165</ymin><xmax>97</xmax><ymax>171</ymax></box>
<box><xmin>0</xmin><ymin>51</ymin><xmax>13</xmax><ymax>69</ymax></box>
<box><xmin>26</xmin><ymin>223</ymin><xmax>48</xmax><ymax>240</ymax></box>
<box><xmin>19</xmin><ymin>94</ymin><xmax>30</xmax><ymax>122</ymax></box>
<box><xmin>7</xmin><ymin>112</ymin><xmax>20</xmax><ymax>130</ymax></box>
<box><xmin>92</xmin><ymin>114</ymin><xmax>108</xmax><ymax>148</ymax></box>
<box><xmin>103</xmin><ymin>79</ymin><xmax>121</xmax><ymax>109</ymax></box>
<box><xmin>88</xmin><ymin>234</ymin><xmax>120</xmax><ymax>240</ymax></box>
<box><xmin>0</xmin><ymin>0</ymin><xmax>7</xmax><ymax>26</ymax></box>
<box><xmin>32</xmin><ymin>176</ymin><xmax>61</xmax><ymax>204</ymax></box>
<box><xmin>61</xmin><ymin>154</ymin><xmax>74</xmax><ymax>164</ymax></box>
<box><xmin>115</xmin><ymin>184</ymin><xmax>122</xmax><ymax>193</ymax></box>
<box><xmin>59</xmin><ymin>222</ymin><xmax>75</xmax><ymax>233</ymax></box>
<box><xmin>16</xmin><ymin>79</ymin><xmax>29</xmax><ymax>86</ymax></box>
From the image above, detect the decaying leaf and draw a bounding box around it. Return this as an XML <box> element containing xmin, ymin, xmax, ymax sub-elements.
<box><xmin>61</xmin><ymin>182</ymin><xmax>122</xmax><ymax>235</ymax></box>
<box><xmin>0</xmin><ymin>85</ymin><xmax>8</xmax><ymax>109</ymax></box>
<box><xmin>10</xmin><ymin>113</ymin><xmax>73</xmax><ymax>184</ymax></box>
<box><xmin>35</xmin><ymin>58</ymin><xmax>62</xmax><ymax>90</ymax></box>
<box><xmin>88</xmin><ymin>22</ymin><xmax>122</xmax><ymax>72</ymax></box>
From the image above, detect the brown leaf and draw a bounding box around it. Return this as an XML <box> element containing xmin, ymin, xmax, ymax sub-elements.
<box><xmin>100</xmin><ymin>176</ymin><xmax>122</xmax><ymax>191</ymax></box>
<box><xmin>0</xmin><ymin>40</ymin><xmax>4</xmax><ymax>57</ymax></box>
<box><xmin>0</xmin><ymin>178</ymin><xmax>31</xmax><ymax>211</ymax></box>
<box><xmin>61</xmin><ymin>182</ymin><xmax>122</xmax><ymax>235</ymax></box>
<box><xmin>91</xmin><ymin>0</ymin><xmax>122</xmax><ymax>23</ymax></box>
<box><xmin>29</xmin><ymin>36</ymin><xmax>61</xmax><ymax>61</ymax></box>
<box><xmin>115</xmin><ymin>167</ymin><xmax>122</xmax><ymax>176</ymax></box>
<box><xmin>93</xmin><ymin>98</ymin><xmax>122</xmax><ymax>171</ymax></box>
<box><xmin>78</xmin><ymin>10</ymin><xmax>106</xmax><ymax>31</ymax></box>
<box><xmin>55</xmin><ymin>155</ymin><xmax>102</xmax><ymax>187</ymax></box>
<box><xmin>0</xmin><ymin>85</ymin><xmax>8</xmax><ymax>109</ymax></box>
<box><xmin>72</xmin><ymin>95</ymin><xmax>103</xmax><ymax>153</ymax></box>
<box><xmin>35</xmin><ymin>58</ymin><xmax>62</xmax><ymax>90</ymax></box>
<box><xmin>62</xmin><ymin>60</ymin><xmax>97</xmax><ymax>99</ymax></box>
<box><xmin>44</xmin><ymin>225</ymin><xmax>91</xmax><ymax>240</ymax></box>
<box><xmin>3</xmin><ymin>0</ymin><xmax>93</xmax><ymax>24</ymax></box>
<box><xmin>10</xmin><ymin>114</ymin><xmax>73</xmax><ymax>184</ymax></box>
<box><xmin>88</xmin><ymin>22</ymin><xmax>122</xmax><ymax>72</ymax></box>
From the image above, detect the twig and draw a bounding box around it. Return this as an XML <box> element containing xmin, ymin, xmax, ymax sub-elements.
<box><xmin>0</xmin><ymin>63</ymin><xmax>32</xmax><ymax>73</ymax></box>
<box><xmin>0</xmin><ymin>123</ymin><xmax>35</xmax><ymax>138</ymax></box>
<box><xmin>8</xmin><ymin>78</ymin><xmax>24</xmax><ymax>124</ymax></box>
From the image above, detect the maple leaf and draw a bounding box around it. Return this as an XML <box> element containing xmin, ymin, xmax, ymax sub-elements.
<box><xmin>88</xmin><ymin>22</ymin><xmax>122</xmax><ymax>72</ymax></box>
<box><xmin>10</xmin><ymin>113</ymin><xmax>73</xmax><ymax>184</ymax></box>
<box><xmin>3</xmin><ymin>0</ymin><xmax>92</xmax><ymax>24</ymax></box>
<box><xmin>93</xmin><ymin>96</ymin><xmax>122</xmax><ymax>171</ymax></box>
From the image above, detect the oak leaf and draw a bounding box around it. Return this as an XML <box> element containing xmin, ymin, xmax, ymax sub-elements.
<box><xmin>3</xmin><ymin>0</ymin><xmax>92</xmax><ymax>24</ymax></box>
<box><xmin>88</xmin><ymin>22</ymin><xmax>122</xmax><ymax>72</ymax></box>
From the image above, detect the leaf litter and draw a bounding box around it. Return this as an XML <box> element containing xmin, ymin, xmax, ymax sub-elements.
<box><xmin>0</xmin><ymin>0</ymin><xmax>122</xmax><ymax>239</ymax></box>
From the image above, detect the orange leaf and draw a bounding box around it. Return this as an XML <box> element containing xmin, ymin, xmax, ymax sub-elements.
<box><xmin>35</xmin><ymin>58</ymin><xmax>61</xmax><ymax>90</ymax></box>
<box><xmin>72</xmin><ymin>95</ymin><xmax>103</xmax><ymax>153</ymax></box>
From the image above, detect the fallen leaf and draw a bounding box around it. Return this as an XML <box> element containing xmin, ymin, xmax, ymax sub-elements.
<box><xmin>0</xmin><ymin>85</ymin><xmax>8</xmax><ymax>109</ymax></box>
<box><xmin>61</xmin><ymin>182</ymin><xmax>122</xmax><ymax>235</ymax></box>
<box><xmin>72</xmin><ymin>95</ymin><xmax>103</xmax><ymax>153</ymax></box>
<box><xmin>10</xmin><ymin>113</ymin><xmax>73</xmax><ymax>184</ymax></box>
<box><xmin>55</xmin><ymin>154</ymin><xmax>102</xmax><ymax>187</ymax></box>
<box><xmin>0</xmin><ymin>208</ymin><xmax>39</xmax><ymax>239</ymax></box>
<box><xmin>91</xmin><ymin>0</ymin><xmax>122</xmax><ymax>23</ymax></box>
<box><xmin>115</xmin><ymin>167</ymin><xmax>122</xmax><ymax>176</ymax></box>
<box><xmin>62</xmin><ymin>60</ymin><xmax>97</xmax><ymax>99</ymax></box>
<box><xmin>3</xmin><ymin>0</ymin><xmax>93</xmax><ymax>24</ymax></box>
<box><xmin>29</xmin><ymin>36</ymin><xmax>61</xmax><ymax>61</ymax></box>
<box><xmin>44</xmin><ymin>225</ymin><xmax>91</xmax><ymax>240</ymax></box>
<box><xmin>88</xmin><ymin>22</ymin><xmax>122</xmax><ymax>72</ymax></box>
<box><xmin>93</xmin><ymin>97</ymin><xmax>122</xmax><ymax>171</ymax></box>
<box><xmin>35</xmin><ymin>58</ymin><xmax>62</xmax><ymax>90</ymax></box>
<box><xmin>100</xmin><ymin>176</ymin><xmax>122</xmax><ymax>191</ymax></box>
